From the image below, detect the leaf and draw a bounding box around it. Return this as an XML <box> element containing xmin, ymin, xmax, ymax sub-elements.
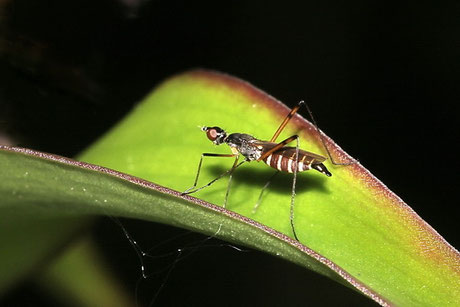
<box><xmin>37</xmin><ymin>235</ymin><xmax>135</xmax><ymax>307</ymax></box>
<box><xmin>0</xmin><ymin>146</ymin><xmax>370</xmax><ymax>302</ymax></box>
<box><xmin>1</xmin><ymin>70</ymin><xmax>459</xmax><ymax>306</ymax></box>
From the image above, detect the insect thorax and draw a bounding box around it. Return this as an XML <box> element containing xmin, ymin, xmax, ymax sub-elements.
<box><xmin>225</xmin><ymin>133</ymin><xmax>262</xmax><ymax>161</ymax></box>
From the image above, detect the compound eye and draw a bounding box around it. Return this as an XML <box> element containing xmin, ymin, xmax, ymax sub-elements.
<box><xmin>203</xmin><ymin>126</ymin><xmax>225</xmax><ymax>144</ymax></box>
<box><xmin>206</xmin><ymin>128</ymin><xmax>219</xmax><ymax>141</ymax></box>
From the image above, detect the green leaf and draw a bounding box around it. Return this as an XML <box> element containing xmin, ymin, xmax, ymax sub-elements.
<box><xmin>0</xmin><ymin>145</ymin><xmax>360</xmax><ymax>303</ymax></box>
<box><xmin>1</xmin><ymin>70</ymin><xmax>459</xmax><ymax>306</ymax></box>
<box><xmin>38</xmin><ymin>235</ymin><xmax>135</xmax><ymax>307</ymax></box>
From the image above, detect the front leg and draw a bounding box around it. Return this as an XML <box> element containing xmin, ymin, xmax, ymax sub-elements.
<box><xmin>182</xmin><ymin>153</ymin><xmax>240</xmax><ymax>196</ymax></box>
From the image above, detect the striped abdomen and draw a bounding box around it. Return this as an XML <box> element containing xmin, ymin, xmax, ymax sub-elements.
<box><xmin>262</xmin><ymin>147</ymin><xmax>332</xmax><ymax>177</ymax></box>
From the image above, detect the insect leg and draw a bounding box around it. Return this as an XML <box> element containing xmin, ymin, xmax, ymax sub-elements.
<box><xmin>270</xmin><ymin>100</ymin><xmax>305</xmax><ymax>142</ymax></box>
<box><xmin>290</xmin><ymin>136</ymin><xmax>300</xmax><ymax>241</ymax></box>
<box><xmin>182</xmin><ymin>153</ymin><xmax>239</xmax><ymax>195</ymax></box>
<box><xmin>252</xmin><ymin>170</ymin><xmax>279</xmax><ymax>213</ymax></box>
<box><xmin>273</xmin><ymin>100</ymin><xmax>356</xmax><ymax>165</ymax></box>
<box><xmin>303</xmin><ymin>102</ymin><xmax>357</xmax><ymax>166</ymax></box>
<box><xmin>257</xmin><ymin>134</ymin><xmax>299</xmax><ymax>162</ymax></box>
<box><xmin>223</xmin><ymin>156</ymin><xmax>242</xmax><ymax>208</ymax></box>
<box><xmin>257</xmin><ymin>134</ymin><xmax>301</xmax><ymax>240</ymax></box>
<box><xmin>182</xmin><ymin>154</ymin><xmax>245</xmax><ymax>198</ymax></box>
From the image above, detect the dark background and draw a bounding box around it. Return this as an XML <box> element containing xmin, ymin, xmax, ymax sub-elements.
<box><xmin>0</xmin><ymin>1</ymin><xmax>458</xmax><ymax>306</ymax></box>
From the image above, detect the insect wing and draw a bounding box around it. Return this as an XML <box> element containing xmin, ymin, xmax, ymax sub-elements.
<box><xmin>254</xmin><ymin>141</ymin><xmax>328</xmax><ymax>163</ymax></box>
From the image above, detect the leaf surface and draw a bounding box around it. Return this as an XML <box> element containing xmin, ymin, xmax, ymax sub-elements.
<box><xmin>1</xmin><ymin>70</ymin><xmax>459</xmax><ymax>306</ymax></box>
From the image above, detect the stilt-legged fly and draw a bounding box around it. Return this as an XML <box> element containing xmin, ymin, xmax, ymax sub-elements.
<box><xmin>182</xmin><ymin>101</ymin><xmax>352</xmax><ymax>240</ymax></box>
